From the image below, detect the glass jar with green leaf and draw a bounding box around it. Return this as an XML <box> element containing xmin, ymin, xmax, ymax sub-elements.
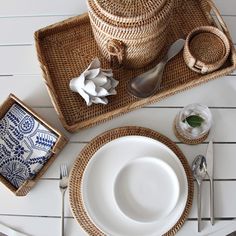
<box><xmin>174</xmin><ymin>103</ymin><xmax>212</xmax><ymax>144</ymax></box>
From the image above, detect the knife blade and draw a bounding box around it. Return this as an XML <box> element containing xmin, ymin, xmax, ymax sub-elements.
<box><xmin>0</xmin><ymin>222</ymin><xmax>29</xmax><ymax>236</ymax></box>
<box><xmin>0</xmin><ymin>233</ymin><xmax>8</xmax><ymax>236</ymax></box>
<box><xmin>206</xmin><ymin>140</ymin><xmax>213</xmax><ymax>178</ymax></box>
<box><xmin>206</xmin><ymin>140</ymin><xmax>214</xmax><ymax>225</ymax></box>
<box><xmin>227</xmin><ymin>232</ymin><xmax>236</xmax><ymax>236</ymax></box>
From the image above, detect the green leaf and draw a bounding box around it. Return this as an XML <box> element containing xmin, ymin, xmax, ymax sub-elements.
<box><xmin>184</xmin><ymin>115</ymin><xmax>204</xmax><ymax>128</ymax></box>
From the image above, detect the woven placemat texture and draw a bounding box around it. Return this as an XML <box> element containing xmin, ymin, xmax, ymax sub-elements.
<box><xmin>68</xmin><ymin>126</ymin><xmax>194</xmax><ymax>236</ymax></box>
<box><xmin>35</xmin><ymin>0</ymin><xmax>236</xmax><ymax>132</ymax></box>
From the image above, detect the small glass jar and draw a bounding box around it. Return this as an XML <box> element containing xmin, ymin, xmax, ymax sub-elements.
<box><xmin>174</xmin><ymin>103</ymin><xmax>212</xmax><ymax>144</ymax></box>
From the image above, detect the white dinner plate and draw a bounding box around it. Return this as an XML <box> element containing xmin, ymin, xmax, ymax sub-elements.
<box><xmin>82</xmin><ymin>136</ymin><xmax>188</xmax><ymax>236</ymax></box>
<box><xmin>114</xmin><ymin>157</ymin><xmax>180</xmax><ymax>223</ymax></box>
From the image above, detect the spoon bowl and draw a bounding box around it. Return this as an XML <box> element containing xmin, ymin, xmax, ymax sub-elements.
<box><xmin>192</xmin><ymin>155</ymin><xmax>207</xmax><ymax>184</ymax></box>
<box><xmin>128</xmin><ymin>39</ymin><xmax>185</xmax><ymax>98</ymax></box>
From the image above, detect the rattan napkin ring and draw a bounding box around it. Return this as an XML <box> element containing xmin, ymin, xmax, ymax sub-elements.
<box><xmin>183</xmin><ymin>26</ymin><xmax>230</xmax><ymax>74</ymax></box>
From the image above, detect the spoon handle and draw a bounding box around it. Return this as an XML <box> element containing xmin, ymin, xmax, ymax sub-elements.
<box><xmin>197</xmin><ymin>182</ymin><xmax>202</xmax><ymax>232</ymax></box>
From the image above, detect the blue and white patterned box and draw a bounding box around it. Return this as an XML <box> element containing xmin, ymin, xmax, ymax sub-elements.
<box><xmin>0</xmin><ymin>104</ymin><xmax>58</xmax><ymax>188</ymax></box>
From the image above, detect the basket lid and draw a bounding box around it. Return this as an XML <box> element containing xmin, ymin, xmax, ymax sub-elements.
<box><xmin>92</xmin><ymin>0</ymin><xmax>168</xmax><ymax>23</ymax></box>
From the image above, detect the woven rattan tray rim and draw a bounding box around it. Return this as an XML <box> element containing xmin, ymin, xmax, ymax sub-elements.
<box><xmin>68</xmin><ymin>126</ymin><xmax>194</xmax><ymax>236</ymax></box>
<box><xmin>34</xmin><ymin>0</ymin><xmax>236</xmax><ymax>133</ymax></box>
<box><xmin>0</xmin><ymin>94</ymin><xmax>68</xmax><ymax>196</ymax></box>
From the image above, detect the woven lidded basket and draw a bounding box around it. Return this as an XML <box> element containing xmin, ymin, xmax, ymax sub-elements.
<box><xmin>183</xmin><ymin>26</ymin><xmax>230</xmax><ymax>74</ymax></box>
<box><xmin>87</xmin><ymin>0</ymin><xmax>174</xmax><ymax>69</ymax></box>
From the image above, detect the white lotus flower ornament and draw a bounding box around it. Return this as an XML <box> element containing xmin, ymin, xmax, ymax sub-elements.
<box><xmin>69</xmin><ymin>58</ymin><xmax>119</xmax><ymax>106</ymax></box>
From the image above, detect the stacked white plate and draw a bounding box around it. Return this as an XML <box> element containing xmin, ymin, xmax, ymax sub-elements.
<box><xmin>81</xmin><ymin>135</ymin><xmax>188</xmax><ymax>236</ymax></box>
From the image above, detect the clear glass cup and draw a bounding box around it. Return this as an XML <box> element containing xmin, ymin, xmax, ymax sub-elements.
<box><xmin>175</xmin><ymin>103</ymin><xmax>212</xmax><ymax>141</ymax></box>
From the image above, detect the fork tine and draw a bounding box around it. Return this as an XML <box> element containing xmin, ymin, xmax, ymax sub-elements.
<box><xmin>60</xmin><ymin>164</ymin><xmax>68</xmax><ymax>177</ymax></box>
<box><xmin>60</xmin><ymin>164</ymin><xmax>64</xmax><ymax>177</ymax></box>
<box><xmin>64</xmin><ymin>165</ymin><xmax>68</xmax><ymax>176</ymax></box>
<box><xmin>63</xmin><ymin>164</ymin><xmax>66</xmax><ymax>175</ymax></box>
<box><xmin>62</xmin><ymin>164</ymin><xmax>66</xmax><ymax>177</ymax></box>
<box><xmin>60</xmin><ymin>165</ymin><xmax>63</xmax><ymax>178</ymax></box>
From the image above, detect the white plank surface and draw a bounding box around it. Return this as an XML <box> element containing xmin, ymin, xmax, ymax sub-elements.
<box><xmin>0</xmin><ymin>0</ymin><xmax>87</xmax><ymax>17</ymax></box>
<box><xmin>0</xmin><ymin>16</ymin><xmax>70</xmax><ymax>45</ymax></box>
<box><xmin>0</xmin><ymin>16</ymin><xmax>235</xmax><ymax>45</ymax></box>
<box><xmin>0</xmin><ymin>216</ymin><xmax>87</xmax><ymax>236</ymax></box>
<box><xmin>0</xmin><ymin>0</ymin><xmax>236</xmax><ymax>235</ymax></box>
<box><xmin>214</xmin><ymin>0</ymin><xmax>236</xmax><ymax>15</ymax></box>
<box><xmin>0</xmin><ymin>180</ymin><xmax>236</xmax><ymax>219</ymax></box>
<box><xmin>0</xmin><ymin>46</ymin><xmax>40</xmax><ymax>75</ymax></box>
<box><xmin>48</xmin><ymin>108</ymin><xmax>236</xmax><ymax>143</ymax></box>
<box><xmin>0</xmin><ymin>216</ymin><xmax>234</xmax><ymax>236</ymax></box>
<box><xmin>0</xmin><ymin>0</ymin><xmax>235</xmax><ymax>16</ymax></box>
<box><xmin>0</xmin><ymin>45</ymin><xmax>235</xmax><ymax>75</ymax></box>
<box><xmin>42</xmin><ymin>143</ymin><xmax>236</xmax><ymax>180</ymax></box>
<box><xmin>1</xmin><ymin>75</ymin><xmax>236</xmax><ymax>108</ymax></box>
<box><xmin>223</xmin><ymin>16</ymin><xmax>236</xmax><ymax>43</ymax></box>
<box><xmin>0</xmin><ymin>75</ymin><xmax>52</xmax><ymax>106</ymax></box>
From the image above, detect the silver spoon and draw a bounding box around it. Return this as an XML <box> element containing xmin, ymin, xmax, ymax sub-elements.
<box><xmin>128</xmin><ymin>39</ymin><xmax>185</xmax><ymax>98</ymax></box>
<box><xmin>192</xmin><ymin>155</ymin><xmax>207</xmax><ymax>233</ymax></box>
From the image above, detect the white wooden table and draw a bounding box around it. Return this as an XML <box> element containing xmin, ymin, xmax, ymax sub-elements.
<box><xmin>0</xmin><ymin>1</ymin><xmax>236</xmax><ymax>235</ymax></box>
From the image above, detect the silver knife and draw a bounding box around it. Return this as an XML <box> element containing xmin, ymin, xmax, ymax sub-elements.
<box><xmin>206</xmin><ymin>140</ymin><xmax>214</xmax><ymax>225</ymax></box>
<box><xmin>0</xmin><ymin>233</ymin><xmax>8</xmax><ymax>236</ymax></box>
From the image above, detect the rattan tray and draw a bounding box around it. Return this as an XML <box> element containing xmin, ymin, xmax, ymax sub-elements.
<box><xmin>35</xmin><ymin>0</ymin><xmax>236</xmax><ymax>133</ymax></box>
<box><xmin>69</xmin><ymin>126</ymin><xmax>194</xmax><ymax>236</ymax></box>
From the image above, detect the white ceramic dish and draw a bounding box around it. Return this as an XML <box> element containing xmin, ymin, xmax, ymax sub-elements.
<box><xmin>82</xmin><ymin>136</ymin><xmax>188</xmax><ymax>236</ymax></box>
<box><xmin>114</xmin><ymin>157</ymin><xmax>180</xmax><ymax>223</ymax></box>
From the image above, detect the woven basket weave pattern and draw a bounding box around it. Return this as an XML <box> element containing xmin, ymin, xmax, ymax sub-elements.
<box><xmin>88</xmin><ymin>9</ymin><xmax>170</xmax><ymax>38</ymax></box>
<box><xmin>90</xmin><ymin>20</ymin><xmax>169</xmax><ymax>68</ymax></box>
<box><xmin>93</xmin><ymin>0</ymin><xmax>168</xmax><ymax>22</ymax></box>
<box><xmin>88</xmin><ymin>0</ymin><xmax>173</xmax><ymax>29</ymax></box>
<box><xmin>69</xmin><ymin>126</ymin><xmax>194</xmax><ymax>236</ymax></box>
<box><xmin>190</xmin><ymin>33</ymin><xmax>225</xmax><ymax>63</ymax></box>
<box><xmin>184</xmin><ymin>26</ymin><xmax>230</xmax><ymax>74</ymax></box>
<box><xmin>87</xmin><ymin>0</ymin><xmax>174</xmax><ymax>68</ymax></box>
<box><xmin>34</xmin><ymin>0</ymin><xmax>236</xmax><ymax>132</ymax></box>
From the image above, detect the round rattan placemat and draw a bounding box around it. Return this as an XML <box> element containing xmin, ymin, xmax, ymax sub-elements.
<box><xmin>69</xmin><ymin>126</ymin><xmax>194</xmax><ymax>236</ymax></box>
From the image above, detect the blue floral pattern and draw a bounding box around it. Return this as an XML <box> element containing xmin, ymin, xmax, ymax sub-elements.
<box><xmin>14</xmin><ymin>145</ymin><xmax>26</xmax><ymax>157</ymax></box>
<box><xmin>0</xmin><ymin>104</ymin><xmax>58</xmax><ymax>188</ymax></box>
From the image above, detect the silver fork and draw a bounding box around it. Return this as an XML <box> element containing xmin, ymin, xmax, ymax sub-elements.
<box><xmin>59</xmin><ymin>164</ymin><xmax>68</xmax><ymax>236</ymax></box>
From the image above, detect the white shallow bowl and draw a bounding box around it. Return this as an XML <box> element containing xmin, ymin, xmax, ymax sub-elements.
<box><xmin>114</xmin><ymin>156</ymin><xmax>180</xmax><ymax>223</ymax></box>
<box><xmin>82</xmin><ymin>135</ymin><xmax>188</xmax><ymax>236</ymax></box>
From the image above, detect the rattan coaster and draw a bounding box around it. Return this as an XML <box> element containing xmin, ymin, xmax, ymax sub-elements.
<box><xmin>173</xmin><ymin>117</ymin><xmax>209</xmax><ymax>145</ymax></box>
<box><xmin>69</xmin><ymin>126</ymin><xmax>193</xmax><ymax>236</ymax></box>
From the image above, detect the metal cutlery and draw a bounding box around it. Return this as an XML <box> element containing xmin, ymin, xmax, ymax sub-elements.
<box><xmin>192</xmin><ymin>155</ymin><xmax>207</xmax><ymax>232</ymax></box>
<box><xmin>206</xmin><ymin>140</ymin><xmax>214</xmax><ymax>225</ymax></box>
<box><xmin>227</xmin><ymin>232</ymin><xmax>236</xmax><ymax>236</ymax></box>
<box><xmin>127</xmin><ymin>39</ymin><xmax>185</xmax><ymax>98</ymax></box>
<box><xmin>0</xmin><ymin>221</ymin><xmax>29</xmax><ymax>236</ymax></box>
<box><xmin>59</xmin><ymin>164</ymin><xmax>69</xmax><ymax>236</ymax></box>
